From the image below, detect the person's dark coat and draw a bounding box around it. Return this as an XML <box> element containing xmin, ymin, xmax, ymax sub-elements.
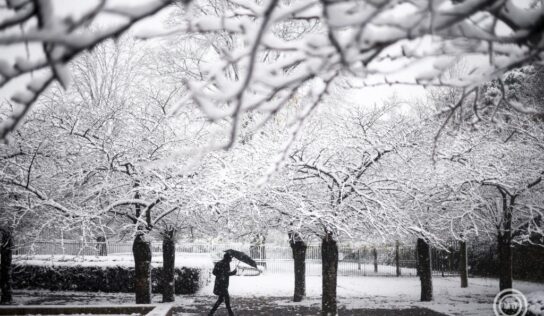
<box><xmin>212</xmin><ymin>259</ymin><xmax>236</xmax><ymax>295</ymax></box>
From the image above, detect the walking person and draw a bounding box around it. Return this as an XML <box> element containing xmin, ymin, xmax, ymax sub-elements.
<box><xmin>209</xmin><ymin>253</ymin><xmax>237</xmax><ymax>316</ymax></box>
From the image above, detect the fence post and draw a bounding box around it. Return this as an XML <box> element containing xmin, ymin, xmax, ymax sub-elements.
<box><xmin>448</xmin><ymin>245</ymin><xmax>454</xmax><ymax>275</ymax></box>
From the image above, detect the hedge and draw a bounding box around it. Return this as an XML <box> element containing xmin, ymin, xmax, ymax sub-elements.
<box><xmin>11</xmin><ymin>264</ymin><xmax>210</xmax><ymax>294</ymax></box>
<box><xmin>468</xmin><ymin>243</ymin><xmax>544</xmax><ymax>282</ymax></box>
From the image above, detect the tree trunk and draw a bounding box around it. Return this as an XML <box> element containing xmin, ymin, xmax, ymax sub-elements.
<box><xmin>321</xmin><ymin>233</ymin><xmax>338</xmax><ymax>316</ymax></box>
<box><xmin>498</xmin><ymin>194</ymin><xmax>514</xmax><ymax>292</ymax></box>
<box><xmin>0</xmin><ymin>229</ymin><xmax>13</xmax><ymax>304</ymax></box>
<box><xmin>133</xmin><ymin>233</ymin><xmax>152</xmax><ymax>304</ymax></box>
<box><xmin>415</xmin><ymin>244</ymin><xmax>419</xmax><ymax>277</ymax></box>
<box><xmin>440</xmin><ymin>249</ymin><xmax>445</xmax><ymax>277</ymax></box>
<box><xmin>459</xmin><ymin>241</ymin><xmax>468</xmax><ymax>288</ymax></box>
<box><xmin>96</xmin><ymin>236</ymin><xmax>107</xmax><ymax>256</ymax></box>
<box><xmin>448</xmin><ymin>246</ymin><xmax>455</xmax><ymax>275</ymax></box>
<box><xmin>357</xmin><ymin>249</ymin><xmax>361</xmax><ymax>271</ymax></box>
<box><xmin>162</xmin><ymin>229</ymin><xmax>176</xmax><ymax>303</ymax></box>
<box><xmin>395</xmin><ymin>241</ymin><xmax>401</xmax><ymax>277</ymax></box>
<box><xmin>373</xmin><ymin>247</ymin><xmax>378</xmax><ymax>273</ymax></box>
<box><xmin>498</xmin><ymin>233</ymin><xmax>513</xmax><ymax>291</ymax></box>
<box><xmin>416</xmin><ymin>238</ymin><xmax>433</xmax><ymax>302</ymax></box>
<box><xmin>289</xmin><ymin>232</ymin><xmax>307</xmax><ymax>302</ymax></box>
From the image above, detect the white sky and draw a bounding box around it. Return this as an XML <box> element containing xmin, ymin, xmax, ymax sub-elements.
<box><xmin>349</xmin><ymin>85</ymin><xmax>425</xmax><ymax>107</ymax></box>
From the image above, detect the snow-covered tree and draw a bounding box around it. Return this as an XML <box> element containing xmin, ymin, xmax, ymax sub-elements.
<box><xmin>437</xmin><ymin>120</ymin><xmax>544</xmax><ymax>291</ymax></box>
<box><xmin>266</xmin><ymin>100</ymin><xmax>424</xmax><ymax>311</ymax></box>
<box><xmin>0</xmin><ymin>37</ymin><xmax>213</xmax><ymax>304</ymax></box>
<box><xmin>398</xmin><ymin>94</ymin><xmax>544</xmax><ymax>293</ymax></box>
<box><xmin>2</xmin><ymin>0</ymin><xmax>544</xmax><ymax>146</ymax></box>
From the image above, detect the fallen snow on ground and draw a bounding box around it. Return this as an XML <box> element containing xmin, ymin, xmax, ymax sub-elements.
<box><xmin>10</xmin><ymin>266</ymin><xmax>544</xmax><ymax>316</ymax></box>
<box><xmin>527</xmin><ymin>291</ymin><xmax>544</xmax><ymax>316</ymax></box>
<box><xmin>13</xmin><ymin>254</ymin><xmax>214</xmax><ymax>269</ymax></box>
<box><xmin>199</xmin><ymin>274</ymin><xmax>544</xmax><ymax>316</ymax></box>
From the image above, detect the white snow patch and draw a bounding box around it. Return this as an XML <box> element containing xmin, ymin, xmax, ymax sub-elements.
<box><xmin>527</xmin><ymin>291</ymin><xmax>544</xmax><ymax>316</ymax></box>
<box><xmin>14</xmin><ymin>253</ymin><xmax>214</xmax><ymax>269</ymax></box>
<box><xmin>198</xmin><ymin>274</ymin><xmax>544</xmax><ymax>316</ymax></box>
<box><xmin>9</xmin><ymin>256</ymin><xmax>544</xmax><ymax>316</ymax></box>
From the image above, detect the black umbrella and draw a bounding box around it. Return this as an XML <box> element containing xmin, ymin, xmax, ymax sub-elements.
<box><xmin>224</xmin><ymin>249</ymin><xmax>258</xmax><ymax>268</ymax></box>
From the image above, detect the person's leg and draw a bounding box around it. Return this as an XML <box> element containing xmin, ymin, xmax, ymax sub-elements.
<box><xmin>209</xmin><ymin>295</ymin><xmax>224</xmax><ymax>315</ymax></box>
<box><xmin>224</xmin><ymin>293</ymin><xmax>234</xmax><ymax>316</ymax></box>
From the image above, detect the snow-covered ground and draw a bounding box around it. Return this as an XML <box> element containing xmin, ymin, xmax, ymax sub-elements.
<box><xmin>10</xmin><ymin>255</ymin><xmax>544</xmax><ymax>315</ymax></box>
<box><xmin>199</xmin><ymin>274</ymin><xmax>544</xmax><ymax>316</ymax></box>
<box><xmin>9</xmin><ymin>275</ymin><xmax>544</xmax><ymax>315</ymax></box>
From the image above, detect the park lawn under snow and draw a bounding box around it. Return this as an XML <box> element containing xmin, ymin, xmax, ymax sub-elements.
<box><xmin>9</xmin><ymin>275</ymin><xmax>544</xmax><ymax>315</ymax></box>
<box><xmin>12</xmin><ymin>275</ymin><xmax>544</xmax><ymax>315</ymax></box>
<box><xmin>10</xmin><ymin>255</ymin><xmax>544</xmax><ymax>315</ymax></box>
<box><xmin>198</xmin><ymin>274</ymin><xmax>544</xmax><ymax>316</ymax></box>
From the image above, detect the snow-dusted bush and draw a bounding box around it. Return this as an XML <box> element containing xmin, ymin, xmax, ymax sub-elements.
<box><xmin>11</xmin><ymin>263</ymin><xmax>208</xmax><ymax>295</ymax></box>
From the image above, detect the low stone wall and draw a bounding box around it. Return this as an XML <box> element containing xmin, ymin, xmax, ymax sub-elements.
<box><xmin>0</xmin><ymin>304</ymin><xmax>173</xmax><ymax>316</ymax></box>
<box><xmin>11</xmin><ymin>264</ymin><xmax>208</xmax><ymax>294</ymax></box>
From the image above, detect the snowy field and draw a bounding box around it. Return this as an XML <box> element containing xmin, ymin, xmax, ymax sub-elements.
<box><xmin>10</xmin><ymin>274</ymin><xmax>544</xmax><ymax>316</ymax></box>
<box><xmin>11</xmin><ymin>254</ymin><xmax>544</xmax><ymax>315</ymax></box>
<box><xmin>201</xmin><ymin>274</ymin><xmax>544</xmax><ymax>316</ymax></box>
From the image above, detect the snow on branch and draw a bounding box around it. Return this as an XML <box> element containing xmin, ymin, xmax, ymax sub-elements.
<box><xmin>168</xmin><ymin>0</ymin><xmax>544</xmax><ymax>147</ymax></box>
<box><xmin>0</xmin><ymin>0</ymin><xmax>179</xmax><ymax>140</ymax></box>
<box><xmin>1</xmin><ymin>0</ymin><xmax>544</xmax><ymax>147</ymax></box>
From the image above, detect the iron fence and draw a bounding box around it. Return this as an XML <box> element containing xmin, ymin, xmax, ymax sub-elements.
<box><xmin>14</xmin><ymin>241</ymin><xmax>460</xmax><ymax>277</ymax></box>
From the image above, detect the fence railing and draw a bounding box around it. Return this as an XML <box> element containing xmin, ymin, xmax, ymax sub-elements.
<box><xmin>14</xmin><ymin>241</ymin><xmax>460</xmax><ymax>277</ymax></box>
